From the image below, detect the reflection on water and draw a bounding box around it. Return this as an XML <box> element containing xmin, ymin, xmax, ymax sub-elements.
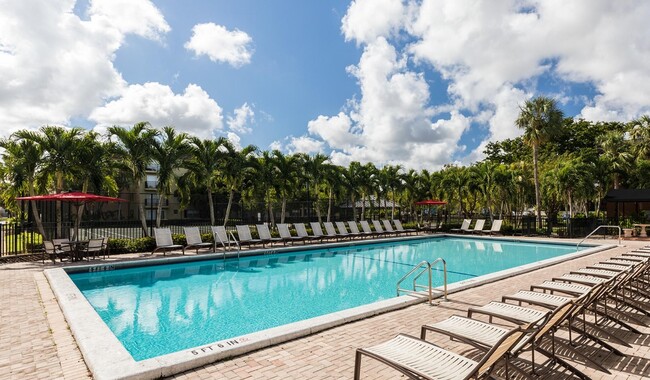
<box><xmin>71</xmin><ymin>238</ymin><xmax>579</xmax><ymax>361</ymax></box>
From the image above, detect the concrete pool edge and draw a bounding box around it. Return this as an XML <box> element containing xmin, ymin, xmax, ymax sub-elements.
<box><xmin>44</xmin><ymin>236</ymin><xmax>616</xmax><ymax>380</ymax></box>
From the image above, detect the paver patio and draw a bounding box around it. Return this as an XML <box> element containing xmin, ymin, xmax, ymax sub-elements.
<box><xmin>1</xmin><ymin>237</ymin><xmax>649</xmax><ymax>379</ymax></box>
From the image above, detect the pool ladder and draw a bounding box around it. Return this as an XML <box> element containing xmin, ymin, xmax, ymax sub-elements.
<box><xmin>396</xmin><ymin>258</ymin><xmax>448</xmax><ymax>305</ymax></box>
<box><xmin>215</xmin><ymin>230</ymin><xmax>241</xmax><ymax>261</ymax></box>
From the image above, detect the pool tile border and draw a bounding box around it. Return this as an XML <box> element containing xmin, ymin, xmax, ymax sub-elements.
<box><xmin>44</xmin><ymin>235</ymin><xmax>614</xmax><ymax>380</ymax></box>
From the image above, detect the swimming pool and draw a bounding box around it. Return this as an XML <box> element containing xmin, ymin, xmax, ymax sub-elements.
<box><xmin>69</xmin><ymin>236</ymin><xmax>585</xmax><ymax>361</ymax></box>
<box><xmin>46</xmin><ymin>235</ymin><xmax>612</xmax><ymax>379</ymax></box>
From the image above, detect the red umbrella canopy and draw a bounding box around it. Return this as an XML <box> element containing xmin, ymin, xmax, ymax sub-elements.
<box><xmin>415</xmin><ymin>199</ymin><xmax>447</xmax><ymax>206</ymax></box>
<box><xmin>16</xmin><ymin>192</ymin><xmax>126</xmax><ymax>203</ymax></box>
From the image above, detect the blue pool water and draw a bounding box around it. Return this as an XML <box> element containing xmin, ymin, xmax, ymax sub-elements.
<box><xmin>70</xmin><ymin>236</ymin><xmax>583</xmax><ymax>361</ymax></box>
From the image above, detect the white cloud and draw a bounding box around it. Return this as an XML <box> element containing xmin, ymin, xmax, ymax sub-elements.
<box><xmin>0</xmin><ymin>0</ymin><xmax>169</xmax><ymax>138</ymax></box>
<box><xmin>227</xmin><ymin>103</ymin><xmax>254</xmax><ymax>134</ymax></box>
<box><xmin>286</xmin><ymin>136</ymin><xmax>324</xmax><ymax>154</ymax></box>
<box><xmin>341</xmin><ymin>0</ymin><xmax>409</xmax><ymax>45</ymax></box>
<box><xmin>269</xmin><ymin>140</ymin><xmax>283</xmax><ymax>151</ymax></box>
<box><xmin>185</xmin><ymin>23</ymin><xmax>253</xmax><ymax>67</ymax></box>
<box><xmin>89</xmin><ymin>83</ymin><xmax>223</xmax><ymax>140</ymax></box>
<box><xmin>226</xmin><ymin>132</ymin><xmax>243</xmax><ymax>151</ymax></box>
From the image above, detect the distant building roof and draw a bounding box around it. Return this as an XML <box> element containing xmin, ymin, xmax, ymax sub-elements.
<box><xmin>603</xmin><ymin>189</ymin><xmax>650</xmax><ymax>202</ymax></box>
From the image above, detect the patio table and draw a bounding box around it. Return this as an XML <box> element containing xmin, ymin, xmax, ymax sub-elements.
<box><xmin>633</xmin><ymin>224</ymin><xmax>650</xmax><ymax>238</ymax></box>
<box><xmin>58</xmin><ymin>240</ymin><xmax>90</xmax><ymax>261</ymax></box>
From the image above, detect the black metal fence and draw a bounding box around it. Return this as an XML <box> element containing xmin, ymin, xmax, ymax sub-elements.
<box><xmin>0</xmin><ymin>213</ymin><xmax>621</xmax><ymax>257</ymax></box>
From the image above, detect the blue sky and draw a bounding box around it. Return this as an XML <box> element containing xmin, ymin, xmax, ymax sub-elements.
<box><xmin>2</xmin><ymin>0</ymin><xmax>650</xmax><ymax>169</ymax></box>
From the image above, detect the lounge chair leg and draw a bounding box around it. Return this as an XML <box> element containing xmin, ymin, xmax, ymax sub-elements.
<box><xmin>353</xmin><ymin>351</ymin><xmax>363</xmax><ymax>380</ymax></box>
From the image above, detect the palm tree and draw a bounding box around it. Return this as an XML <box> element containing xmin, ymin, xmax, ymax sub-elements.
<box><xmin>152</xmin><ymin>127</ymin><xmax>190</xmax><ymax>227</ymax></box>
<box><xmin>108</xmin><ymin>122</ymin><xmax>159</xmax><ymax>236</ymax></box>
<box><xmin>0</xmin><ymin>137</ymin><xmax>47</xmax><ymax>237</ymax></box>
<box><xmin>342</xmin><ymin>162</ymin><xmax>363</xmax><ymax>220</ymax></box>
<box><xmin>515</xmin><ymin>96</ymin><xmax>564</xmax><ymax>227</ymax></box>
<box><xmin>271</xmin><ymin>150</ymin><xmax>298</xmax><ymax>224</ymax></box>
<box><xmin>358</xmin><ymin>163</ymin><xmax>378</xmax><ymax>220</ymax></box>
<box><xmin>599</xmin><ymin>130</ymin><xmax>632</xmax><ymax>189</ymax></box>
<box><xmin>220</xmin><ymin>141</ymin><xmax>257</xmax><ymax>226</ymax></box>
<box><xmin>470</xmin><ymin>162</ymin><xmax>497</xmax><ymax>221</ymax></box>
<box><xmin>254</xmin><ymin>150</ymin><xmax>278</xmax><ymax>225</ymax></box>
<box><xmin>302</xmin><ymin>153</ymin><xmax>329</xmax><ymax>223</ymax></box>
<box><xmin>181</xmin><ymin>137</ymin><xmax>226</xmax><ymax>225</ymax></box>
<box><xmin>629</xmin><ymin>115</ymin><xmax>650</xmax><ymax>160</ymax></box>
<box><xmin>381</xmin><ymin>165</ymin><xmax>403</xmax><ymax>219</ymax></box>
<box><xmin>323</xmin><ymin>163</ymin><xmax>344</xmax><ymax>222</ymax></box>
<box><xmin>15</xmin><ymin>126</ymin><xmax>84</xmax><ymax>237</ymax></box>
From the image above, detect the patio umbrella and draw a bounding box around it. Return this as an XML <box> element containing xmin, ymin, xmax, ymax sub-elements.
<box><xmin>414</xmin><ymin>200</ymin><xmax>447</xmax><ymax>224</ymax></box>
<box><xmin>16</xmin><ymin>192</ymin><xmax>127</xmax><ymax>240</ymax></box>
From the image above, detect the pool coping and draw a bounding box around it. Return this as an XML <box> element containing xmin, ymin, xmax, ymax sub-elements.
<box><xmin>44</xmin><ymin>235</ymin><xmax>615</xmax><ymax>380</ymax></box>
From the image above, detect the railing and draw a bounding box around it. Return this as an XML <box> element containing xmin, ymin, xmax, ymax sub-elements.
<box><xmin>576</xmin><ymin>225</ymin><xmax>622</xmax><ymax>249</ymax></box>
<box><xmin>396</xmin><ymin>258</ymin><xmax>448</xmax><ymax>305</ymax></box>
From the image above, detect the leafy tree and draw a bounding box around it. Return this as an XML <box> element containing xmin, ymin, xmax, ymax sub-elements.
<box><xmin>598</xmin><ymin>130</ymin><xmax>632</xmax><ymax>189</ymax></box>
<box><xmin>152</xmin><ymin>127</ymin><xmax>190</xmax><ymax>227</ymax></box>
<box><xmin>271</xmin><ymin>150</ymin><xmax>298</xmax><ymax>224</ymax></box>
<box><xmin>220</xmin><ymin>141</ymin><xmax>257</xmax><ymax>226</ymax></box>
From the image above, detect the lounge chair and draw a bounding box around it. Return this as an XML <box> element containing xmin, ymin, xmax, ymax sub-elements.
<box><xmin>470</xmin><ymin>219</ymin><xmax>486</xmax><ymax>234</ymax></box>
<box><xmin>450</xmin><ymin>219</ymin><xmax>471</xmax><ymax>233</ymax></box>
<box><xmin>392</xmin><ymin>219</ymin><xmax>416</xmax><ymax>235</ymax></box>
<box><xmin>481</xmin><ymin>219</ymin><xmax>503</xmax><ymax>235</ymax></box>
<box><xmin>354</xmin><ymin>324</ymin><xmax>529</xmax><ymax>380</ymax></box>
<box><xmin>183</xmin><ymin>226</ymin><xmax>213</xmax><ymax>254</ymax></box>
<box><xmin>43</xmin><ymin>240</ymin><xmax>65</xmax><ymax>263</ymax></box>
<box><xmin>314</xmin><ymin>222</ymin><xmax>337</xmax><ymax>240</ymax></box>
<box><xmin>324</xmin><ymin>221</ymin><xmax>347</xmax><ymax>240</ymax></box>
<box><xmin>153</xmin><ymin>228</ymin><xmax>185</xmax><ymax>256</ymax></box>
<box><xmin>236</xmin><ymin>225</ymin><xmax>264</xmax><ymax>248</ymax></box>
<box><xmin>295</xmin><ymin>223</ymin><xmax>322</xmax><ymax>243</ymax></box>
<box><xmin>257</xmin><ymin>224</ymin><xmax>283</xmax><ymax>246</ymax></box>
<box><xmin>372</xmin><ymin>220</ymin><xmax>389</xmax><ymax>236</ymax></box>
<box><xmin>348</xmin><ymin>221</ymin><xmax>373</xmax><ymax>238</ymax></box>
<box><xmin>277</xmin><ymin>223</ymin><xmax>305</xmax><ymax>245</ymax></box>
<box><xmin>211</xmin><ymin>225</ymin><xmax>238</xmax><ymax>251</ymax></box>
<box><xmin>360</xmin><ymin>220</ymin><xmax>380</xmax><ymax>238</ymax></box>
<box><xmin>382</xmin><ymin>220</ymin><xmax>404</xmax><ymax>235</ymax></box>
<box><xmin>336</xmin><ymin>221</ymin><xmax>360</xmax><ymax>239</ymax></box>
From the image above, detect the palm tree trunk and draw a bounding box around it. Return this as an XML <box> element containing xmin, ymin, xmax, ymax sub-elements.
<box><xmin>224</xmin><ymin>188</ymin><xmax>235</xmax><ymax>227</ymax></box>
<box><xmin>391</xmin><ymin>191</ymin><xmax>396</xmax><ymax>219</ymax></box>
<box><xmin>327</xmin><ymin>187</ymin><xmax>332</xmax><ymax>222</ymax></box>
<box><xmin>156</xmin><ymin>194</ymin><xmax>164</xmax><ymax>227</ymax></box>
<box><xmin>207</xmin><ymin>189</ymin><xmax>215</xmax><ymax>225</ymax></box>
<box><xmin>136</xmin><ymin>179</ymin><xmax>148</xmax><ymax>236</ymax></box>
<box><xmin>281</xmin><ymin>197</ymin><xmax>286</xmax><ymax>224</ymax></box>
<box><xmin>352</xmin><ymin>194</ymin><xmax>357</xmax><ymax>220</ymax></box>
<box><xmin>532</xmin><ymin>144</ymin><xmax>543</xmax><ymax>227</ymax></box>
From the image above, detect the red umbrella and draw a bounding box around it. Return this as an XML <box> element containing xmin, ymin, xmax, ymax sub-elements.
<box><xmin>414</xmin><ymin>199</ymin><xmax>447</xmax><ymax>206</ymax></box>
<box><xmin>16</xmin><ymin>192</ymin><xmax>127</xmax><ymax>240</ymax></box>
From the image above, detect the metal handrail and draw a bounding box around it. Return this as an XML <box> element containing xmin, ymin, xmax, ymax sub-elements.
<box><xmin>397</xmin><ymin>261</ymin><xmax>432</xmax><ymax>304</ymax></box>
<box><xmin>577</xmin><ymin>225</ymin><xmax>622</xmax><ymax>249</ymax></box>
<box><xmin>429</xmin><ymin>258</ymin><xmax>448</xmax><ymax>301</ymax></box>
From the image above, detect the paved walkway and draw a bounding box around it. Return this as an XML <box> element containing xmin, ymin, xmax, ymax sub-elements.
<box><xmin>1</xmin><ymin>238</ymin><xmax>649</xmax><ymax>379</ymax></box>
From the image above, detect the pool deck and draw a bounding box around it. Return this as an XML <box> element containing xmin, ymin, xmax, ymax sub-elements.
<box><xmin>1</xmin><ymin>236</ymin><xmax>649</xmax><ymax>379</ymax></box>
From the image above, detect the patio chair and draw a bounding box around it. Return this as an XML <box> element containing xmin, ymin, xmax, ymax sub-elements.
<box><xmin>43</xmin><ymin>240</ymin><xmax>65</xmax><ymax>263</ymax></box>
<box><xmin>392</xmin><ymin>219</ymin><xmax>416</xmax><ymax>235</ymax></box>
<box><xmin>183</xmin><ymin>226</ymin><xmax>213</xmax><ymax>254</ymax></box>
<box><xmin>211</xmin><ymin>225</ymin><xmax>238</xmax><ymax>251</ymax></box>
<box><xmin>336</xmin><ymin>221</ymin><xmax>360</xmax><ymax>239</ymax></box>
<box><xmin>295</xmin><ymin>223</ymin><xmax>322</xmax><ymax>243</ymax></box>
<box><xmin>236</xmin><ymin>225</ymin><xmax>263</xmax><ymax>248</ymax></box>
<box><xmin>360</xmin><ymin>220</ymin><xmax>380</xmax><ymax>238</ymax></box>
<box><xmin>450</xmin><ymin>219</ymin><xmax>471</xmax><ymax>233</ymax></box>
<box><xmin>481</xmin><ymin>219</ymin><xmax>503</xmax><ymax>235</ymax></box>
<box><xmin>382</xmin><ymin>220</ymin><xmax>404</xmax><ymax>235</ymax></box>
<box><xmin>153</xmin><ymin>228</ymin><xmax>185</xmax><ymax>256</ymax></box>
<box><xmin>470</xmin><ymin>219</ymin><xmax>486</xmax><ymax>234</ymax></box>
<box><xmin>257</xmin><ymin>224</ymin><xmax>282</xmax><ymax>247</ymax></box>
<box><xmin>276</xmin><ymin>223</ymin><xmax>303</xmax><ymax>245</ymax></box>
<box><xmin>354</xmin><ymin>324</ymin><xmax>529</xmax><ymax>380</ymax></box>
<box><xmin>348</xmin><ymin>221</ymin><xmax>373</xmax><ymax>238</ymax></box>
<box><xmin>82</xmin><ymin>238</ymin><xmax>106</xmax><ymax>260</ymax></box>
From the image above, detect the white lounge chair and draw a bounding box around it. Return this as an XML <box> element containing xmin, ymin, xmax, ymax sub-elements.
<box><xmin>470</xmin><ymin>219</ymin><xmax>486</xmax><ymax>234</ymax></box>
<box><xmin>257</xmin><ymin>224</ymin><xmax>282</xmax><ymax>246</ymax></box>
<box><xmin>312</xmin><ymin>222</ymin><xmax>337</xmax><ymax>240</ymax></box>
<box><xmin>372</xmin><ymin>220</ymin><xmax>389</xmax><ymax>236</ymax></box>
<box><xmin>183</xmin><ymin>226</ymin><xmax>213</xmax><ymax>254</ymax></box>
<box><xmin>482</xmin><ymin>220</ymin><xmax>503</xmax><ymax>235</ymax></box>
<box><xmin>382</xmin><ymin>220</ymin><xmax>403</xmax><ymax>235</ymax></box>
<box><xmin>360</xmin><ymin>220</ymin><xmax>380</xmax><ymax>238</ymax></box>
<box><xmin>451</xmin><ymin>219</ymin><xmax>471</xmax><ymax>233</ymax></box>
<box><xmin>236</xmin><ymin>225</ymin><xmax>263</xmax><ymax>248</ymax></box>
<box><xmin>324</xmin><ymin>222</ymin><xmax>347</xmax><ymax>240</ymax></box>
<box><xmin>153</xmin><ymin>228</ymin><xmax>185</xmax><ymax>256</ymax></box>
